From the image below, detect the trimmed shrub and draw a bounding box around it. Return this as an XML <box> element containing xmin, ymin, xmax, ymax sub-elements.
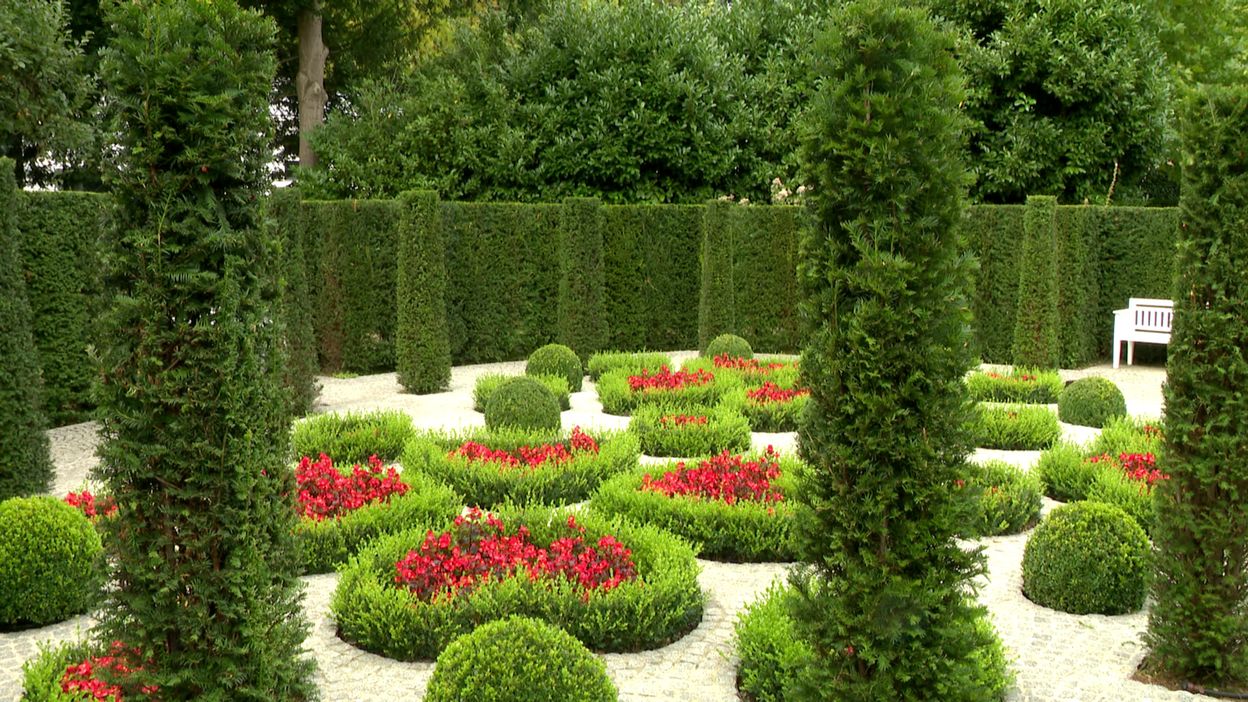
<box><xmin>965</xmin><ymin>204</ymin><xmax>1026</xmax><ymax>363</ymax></box>
<box><xmin>0</xmin><ymin>496</ymin><xmax>102</xmax><ymax>626</ymax></box>
<box><xmin>735</xmin><ymin>585</ymin><xmax>812</xmax><ymax>702</ymax></box>
<box><xmin>527</xmin><ymin>343</ymin><xmax>584</xmax><ymax>392</ymax></box>
<box><xmin>1022</xmin><ymin>501</ymin><xmax>1150</xmax><ymax>615</ymax></box>
<box><xmin>970</xmin><ymin>404</ymin><xmax>1062</xmax><ymax>450</ymax></box>
<box><xmin>1058</xmin><ymin>376</ymin><xmax>1127</xmax><ymax>428</ymax></box>
<box><xmin>1089</xmin><ymin>416</ymin><xmax>1164</xmax><ymax>457</ymax></box>
<box><xmin>0</xmin><ymin>160</ymin><xmax>53</xmax><ymax>500</ymax></box>
<box><xmin>475</xmin><ymin>374</ymin><xmax>571</xmax><ymax>412</ymax></box>
<box><xmin>628</xmin><ymin>403</ymin><xmax>752</xmax><ymax>457</ymax></box>
<box><xmin>1087</xmin><ymin>466</ymin><xmax>1158</xmax><ymax>535</ymax></box>
<box><xmin>586</xmin><ymin>351</ymin><xmax>674</xmax><ymax>382</ymax></box>
<box><xmin>720</xmin><ymin>384</ymin><xmax>809</xmax><ymax>433</ymax></box>
<box><xmin>557</xmin><ymin>198</ymin><xmax>608</xmax><ymax>362</ymax></box>
<box><xmin>960</xmin><ymin>461</ymin><xmax>1043</xmax><ymax>537</ymax></box>
<box><xmin>268</xmin><ymin>188</ymin><xmax>320</xmax><ymax>416</ymax></box>
<box><xmin>1035</xmin><ymin>442</ymin><xmax>1104</xmax><ymax>502</ymax></box>
<box><xmin>401</xmin><ymin>428</ymin><xmax>639</xmax><ymax>507</ymax></box>
<box><xmin>425</xmin><ymin>616</ymin><xmax>618</xmax><ymax>702</ymax></box>
<box><xmin>1011</xmin><ymin>195</ymin><xmax>1060</xmax><ymax>369</ymax></box>
<box><xmin>730</xmin><ymin>205</ymin><xmax>802</xmax><ymax>353</ymax></box>
<box><xmin>589</xmin><ymin>451</ymin><xmax>800</xmax><ymax>562</ymax></box>
<box><xmin>291</xmin><ymin>410</ymin><xmax>415</xmax><ymax>464</ymax></box>
<box><xmin>483</xmin><ymin>377</ymin><xmax>562</xmax><ymax>432</ymax></box>
<box><xmin>698</xmin><ymin>200</ymin><xmax>736</xmax><ymax>351</ymax></box>
<box><xmin>396</xmin><ymin>190</ymin><xmax>452</xmax><ymax>394</ymax></box>
<box><xmin>20</xmin><ymin>640</ymin><xmax>97</xmax><ymax>702</ymax></box>
<box><xmin>330</xmin><ymin>506</ymin><xmax>704</xmax><ymax>660</ymax></box>
<box><xmin>596</xmin><ymin>367</ymin><xmax>741</xmax><ymax>416</ymax></box>
<box><xmin>965</xmin><ymin>368</ymin><xmax>1063</xmax><ymax>404</ymax></box>
<box><xmin>705</xmin><ymin>333</ymin><xmax>753</xmax><ymax>360</ymax></box>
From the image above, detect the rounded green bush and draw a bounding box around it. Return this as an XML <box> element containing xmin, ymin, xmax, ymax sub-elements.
<box><xmin>0</xmin><ymin>496</ymin><xmax>102</xmax><ymax>626</ymax></box>
<box><xmin>1021</xmin><ymin>501</ymin><xmax>1150</xmax><ymax>615</ymax></box>
<box><xmin>961</xmin><ymin>460</ymin><xmax>1043</xmax><ymax>537</ymax></box>
<box><xmin>483</xmin><ymin>377</ymin><xmax>562</xmax><ymax>431</ymax></box>
<box><xmin>527</xmin><ymin>343</ymin><xmax>584</xmax><ymax>392</ymax></box>
<box><xmin>1057</xmin><ymin>377</ymin><xmax>1127</xmax><ymax>428</ymax></box>
<box><xmin>425</xmin><ymin>616</ymin><xmax>617</xmax><ymax>702</ymax></box>
<box><xmin>704</xmin><ymin>333</ymin><xmax>753</xmax><ymax>360</ymax></box>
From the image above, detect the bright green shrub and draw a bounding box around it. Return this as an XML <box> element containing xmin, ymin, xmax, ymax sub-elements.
<box><xmin>527</xmin><ymin>343</ymin><xmax>584</xmax><ymax>392</ymax></box>
<box><xmin>20</xmin><ymin>640</ymin><xmax>97</xmax><ymax>702</ymax></box>
<box><xmin>475</xmin><ymin>374</ymin><xmax>570</xmax><ymax>412</ymax></box>
<box><xmin>396</xmin><ymin>190</ymin><xmax>452</xmax><ymax>394</ymax></box>
<box><xmin>425</xmin><ymin>616</ymin><xmax>618</xmax><ymax>702</ymax></box>
<box><xmin>586</xmin><ymin>351</ymin><xmax>674</xmax><ymax>381</ymax></box>
<box><xmin>1146</xmin><ymin>83</ymin><xmax>1248</xmax><ymax>687</ymax></box>
<box><xmin>720</xmin><ymin>386</ymin><xmax>809</xmax><ymax>433</ymax></box>
<box><xmin>1058</xmin><ymin>376</ymin><xmax>1127</xmax><ymax>428</ymax></box>
<box><xmin>595</xmin><ymin>367</ymin><xmax>741</xmax><ymax>416</ymax></box>
<box><xmin>1087</xmin><ymin>467</ymin><xmax>1157</xmax><ymax>535</ymax></box>
<box><xmin>0</xmin><ymin>160</ymin><xmax>53</xmax><ymax>500</ymax></box>
<box><xmin>1011</xmin><ymin>196</ymin><xmax>1060</xmax><ymax>370</ymax></box>
<box><xmin>698</xmin><ymin>200</ymin><xmax>736</xmax><ymax>351</ymax></box>
<box><xmin>628</xmin><ymin>403</ymin><xmax>752</xmax><ymax>457</ymax></box>
<box><xmin>0</xmin><ymin>496</ymin><xmax>101</xmax><ymax>626</ymax></box>
<box><xmin>970</xmin><ymin>404</ymin><xmax>1062</xmax><ymax>450</ymax></box>
<box><xmin>1022</xmin><ymin>501</ymin><xmax>1150</xmax><ymax>615</ymax></box>
<box><xmin>961</xmin><ymin>461</ymin><xmax>1043</xmax><ymax>537</ymax></box>
<box><xmin>331</xmin><ymin>506</ymin><xmax>704</xmax><ymax>660</ymax></box>
<box><xmin>268</xmin><ymin>188</ymin><xmax>319</xmax><ymax>416</ymax></box>
<box><xmin>965</xmin><ymin>368</ymin><xmax>1063</xmax><ymax>404</ymax></box>
<box><xmin>483</xmin><ymin>377</ymin><xmax>562</xmax><ymax>432</ymax></box>
<box><xmin>557</xmin><ymin>198</ymin><xmax>608</xmax><ymax>362</ymax></box>
<box><xmin>1090</xmin><ymin>416</ymin><xmax>1164</xmax><ymax>457</ymax></box>
<box><xmin>401</xmin><ymin>428</ymin><xmax>639</xmax><ymax>507</ymax></box>
<box><xmin>705</xmin><ymin>333</ymin><xmax>753</xmax><ymax>360</ymax></box>
<box><xmin>734</xmin><ymin>585</ymin><xmax>812</xmax><ymax>702</ymax></box>
<box><xmin>291</xmin><ymin>410</ymin><xmax>415</xmax><ymax>464</ymax></box>
<box><xmin>1035</xmin><ymin>442</ymin><xmax>1105</xmax><ymax>502</ymax></box>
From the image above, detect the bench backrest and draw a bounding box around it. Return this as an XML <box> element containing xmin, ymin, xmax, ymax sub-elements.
<box><xmin>1126</xmin><ymin>298</ymin><xmax>1173</xmax><ymax>331</ymax></box>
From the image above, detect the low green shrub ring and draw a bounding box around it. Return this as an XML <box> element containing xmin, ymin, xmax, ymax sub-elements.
<box><xmin>330</xmin><ymin>506</ymin><xmax>705</xmax><ymax>660</ymax></box>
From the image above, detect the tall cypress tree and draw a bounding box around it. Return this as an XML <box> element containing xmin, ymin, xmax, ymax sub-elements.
<box><xmin>1145</xmin><ymin>83</ymin><xmax>1248</xmax><ymax>689</ymax></box>
<box><xmin>791</xmin><ymin>2</ymin><xmax>1008</xmax><ymax>699</ymax></box>
<box><xmin>1011</xmin><ymin>195</ymin><xmax>1060</xmax><ymax>369</ymax></box>
<box><xmin>93</xmin><ymin>2</ymin><xmax>314</xmax><ymax>698</ymax></box>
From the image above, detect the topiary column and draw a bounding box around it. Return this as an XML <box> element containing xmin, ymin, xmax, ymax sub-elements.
<box><xmin>1011</xmin><ymin>194</ymin><xmax>1060</xmax><ymax>369</ymax></box>
<box><xmin>791</xmin><ymin>2</ymin><xmax>1008</xmax><ymax>699</ymax></box>
<box><xmin>93</xmin><ymin>2</ymin><xmax>314</xmax><ymax>697</ymax></box>
<box><xmin>396</xmin><ymin>190</ymin><xmax>452</xmax><ymax>393</ymax></box>
<box><xmin>269</xmin><ymin>187</ymin><xmax>320</xmax><ymax>416</ymax></box>
<box><xmin>697</xmin><ymin>199</ymin><xmax>735</xmax><ymax>351</ymax></box>
<box><xmin>0</xmin><ymin>158</ymin><xmax>53</xmax><ymax>501</ymax></box>
<box><xmin>557</xmin><ymin>197</ymin><xmax>608</xmax><ymax>362</ymax></box>
<box><xmin>1144</xmin><ymin>83</ymin><xmax>1248</xmax><ymax>689</ymax></box>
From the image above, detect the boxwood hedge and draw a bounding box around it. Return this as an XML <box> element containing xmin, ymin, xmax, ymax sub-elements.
<box><xmin>628</xmin><ymin>403</ymin><xmax>752</xmax><ymax>457</ymax></box>
<box><xmin>969</xmin><ymin>404</ymin><xmax>1062</xmax><ymax>450</ymax></box>
<box><xmin>290</xmin><ymin>409</ymin><xmax>415</xmax><ymax>464</ymax></box>
<box><xmin>596</xmin><ymin>367</ymin><xmax>741</xmax><ymax>416</ymax></box>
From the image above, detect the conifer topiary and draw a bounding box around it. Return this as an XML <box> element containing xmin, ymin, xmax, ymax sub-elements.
<box><xmin>93</xmin><ymin>2</ymin><xmax>313</xmax><ymax>697</ymax></box>
<box><xmin>791</xmin><ymin>2</ymin><xmax>1009</xmax><ymax>699</ymax></box>
<box><xmin>1145</xmin><ymin>83</ymin><xmax>1248</xmax><ymax>688</ymax></box>
<box><xmin>698</xmin><ymin>200</ymin><xmax>736</xmax><ymax>352</ymax></box>
<box><xmin>396</xmin><ymin>190</ymin><xmax>452</xmax><ymax>394</ymax></box>
<box><xmin>1011</xmin><ymin>195</ymin><xmax>1060</xmax><ymax>369</ymax></box>
<box><xmin>0</xmin><ymin>158</ymin><xmax>53</xmax><ymax>501</ymax></box>
<box><xmin>268</xmin><ymin>187</ymin><xmax>319</xmax><ymax>416</ymax></box>
<box><xmin>557</xmin><ymin>197</ymin><xmax>608</xmax><ymax>362</ymax></box>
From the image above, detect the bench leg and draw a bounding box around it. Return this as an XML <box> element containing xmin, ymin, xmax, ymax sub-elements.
<box><xmin>1113</xmin><ymin>338</ymin><xmax>1121</xmax><ymax>369</ymax></box>
<box><xmin>1127</xmin><ymin>341</ymin><xmax>1135</xmax><ymax>366</ymax></box>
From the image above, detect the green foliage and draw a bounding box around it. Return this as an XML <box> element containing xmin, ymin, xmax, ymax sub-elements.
<box><xmin>0</xmin><ymin>496</ymin><xmax>101</xmax><ymax>626</ymax></box>
<box><xmin>595</xmin><ymin>368</ymin><xmax>741</xmax><ymax>416</ymax></box>
<box><xmin>730</xmin><ymin>205</ymin><xmax>803</xmax><ymax>352</ymax></box>
<box><xmin>970</xmin><ymin>404</ymin><xmax>1062</xmax><ymax>450</ymax></box>
<box><xmin>1146</xmin><ymin>83</ymin><xmax>1248</xmax><ymax>687</ymax></box>
<box><xmin>483</xmin><ymin>376</ymin><xmax>562</xmax><ymax>431</ymax></box>
<box><xmin>1143</xmin><ymin>0</ymin><xmax>1248</xmax><ymax>85</ymax></box>
<box><xmin>704</xmin><ymin>333</ymin><xmax>753</xmax><ymax>360</ymax></box>
<box><xmin>1089</xmin><ymin>416</ymin><xmax>1164</xmax><ymax>457</ymax></box>
<box><xmin>1087</xmin><ymin>467</ymin><xmax>1157</xmax><ymax>535</ymax></box>
<box><xmin>792</xmin><ymin>2</ymin><xmax>1008</xmax><ymax>699</ymax></box>
<box><xmin>1022</xmin><ymin>501</ymin><xmax>1150</xmax><ymax>615</ymax></box>
<box><xmin>527</xmin><ymin>343</ymin><xmax>584</xmax><ymax>393</ymax></box>
<box><xmin>1090</xmin><ymin>206</ymin><xmax>1178</xmax><ymax>359</ymax></box>
<box><xmin>402</xmin><ymin>428</ymin><xmax>639</xmax><ymax>507</ymax></box>
<box><xmin>965</xmin><ymin>368</ymin><xmax>1063</xmax><ymax>404</ymax></box>
<box><xmin>0</xmin><ymin>160</ymin><xmax>53</xmax><ymax>500</ymax></box>
<box><xmin>331</xmin><ymin>506</ymin><xmax>705</xmax><ymax>659</ymax></box>
<box><xmin>586</xmin><ymin>351</ymin><xmax>674</xmax><ymax>382</ymax></box>
<box><xmin>960</xmin><ymin>461</ymin><xmax>1043</xmax><ymax>537</ymax></box>
<box><xmin>475</xmin><ymin>374</ymin><xmax>570</xmax><ymax>412</ymax></box>
<box><xmin>20</xmin><ymin>640</ymin><xmax>96</xmax><ymax>702</ymax></box>
<box><xmin>698</xmin><ymin>201</ymin><xmax>736</xmax><ymax>351</ymax></box>
<box><xmin>557</xmin><ymin>198</ymin><xmax>608</xmax><ymax>361</ymax></box>
<box><xmin>396</xmin><ymin>190</ymin><xmax>452</xmax><ymax>394</ymax></box>
<box><xmin>291</xmin><ymin>410</ymin><xmax>416</xmax><ymax>464</ymax></box>
<box><xmin>721</xmin><ymin>387</ymin><xmax>809</xmax><ymax>433</ymax></box>
<box><xmin>1011</xmin><ymin>196</ymin><xmax>1060</xmax><ymax>369</ymax></box>
<box><xmin>1035</xmin><ymin>442</ymin><xmax>1104</xmax><ymax>502</ymax></box>
<box><xmin>964</xmin><ymin>204</ymin><xmax>1026</xmax><ymax>363</ymax></box>
<box><xmin>424</xmin><ymin>616</ymin><xmax>618</xmax><ymax>702</ymax></box>
<box><xmin>734</xmin><ymin>585</ymin><xmax>812</xmax><ymax>702</ymax></box>
<box><xmin>628</xmin><ymin>403</ymin><xmax>752</xmax><ymax>457</ymax></box>
<box><xmin>267</xmin><ymin>188</ymin><xmax>319</xmax><ymax>416</ymax></box>
<box><xmin>1057</xmin><ymin>376</ymin><xmax>1127</xmax><ymax>428</ymax></box>
<box><xmin>93</xmin><ymin>2</ymin><xmax>314</xmax><ymax>695</ymax></box>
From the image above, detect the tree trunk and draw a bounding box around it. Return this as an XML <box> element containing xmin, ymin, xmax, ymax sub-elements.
<box><xmin>295</xmin><ymin>4</ymin><xmax>328</xmax><ymax>172</ymax></box>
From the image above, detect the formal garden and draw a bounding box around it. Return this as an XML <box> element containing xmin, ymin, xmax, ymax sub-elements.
<box><xmin>1</xmin><ymin>0</ymin><xmax>1246</xmax><ymax>701</ymax></box>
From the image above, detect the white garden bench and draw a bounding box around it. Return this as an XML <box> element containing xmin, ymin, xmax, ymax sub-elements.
<box><xmin>1112</xmin><ymin>298</ymin><xmax>1173</xmax><ymax>368</ymax></box>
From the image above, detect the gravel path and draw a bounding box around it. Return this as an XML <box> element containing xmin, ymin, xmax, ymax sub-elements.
<box><xmin>4</xmin><ymin>355</ymin><xmax>1204</xmax><ymax>701</ymax></box>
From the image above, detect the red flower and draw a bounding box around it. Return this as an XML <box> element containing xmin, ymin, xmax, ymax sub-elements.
<box><xmin>60</xmin><ymin>641</ymin><xmax>158</xmax><ymax>701</ymax></box>
<box><xmin>628</xmin><ymin>366</ymin><xmax>714</xmax><ymax>392</ymax></box>
<box><xmin>641</xmin><ymin>448</ymin><xmax>785</xmax><ymax>504</ymax></box>
<box><xmin>449</xmin><ymin>428</ymin><xmax>600</xmax><ymax>472</ymax></box>
<box><xmin>712</xmin><ymin>355</ymin><xmax>789</xmax><ymax>375</ymax></box>
<box><xmin>1086</xmin><ymin>452</ymin><xmax>1169</xmax><ymax>490</ymax></box>
<box><xmin>64</xmin><ymin>491</ymin><xmax>118</xmax><ymax>520</ymax></box>
<box><xmin>746</xmin><ymin>382</ymin><xmax>809</xmax><ymax>405</ymax></box>
<box><xmin>659</xmin><ymin>414</ymin><xmax>709</xmax><ymax>427</ymax></box>
<box><xmin>295</xmin><ymin>454</ymin><xmax>409</xmax><ymax>521</ymax></box>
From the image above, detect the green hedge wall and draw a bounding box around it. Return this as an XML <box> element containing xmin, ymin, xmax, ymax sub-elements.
<box><xmin>557</xmin><ymin>197</ymin><xmax>608</xmax><ymax>361</ymax></box>
<box><xmin>730</xmin><ymin>205</ymin><xmax>801</xmax><ymax>352</ymax></box>
<box><xmin>1052</xmin><ymin>206</ymin><xmax>1102</xmax><ymax>368</ymax></box>
<box><xmin>1012</xmin><ymin>196</ymin><xmax>1060</xmax><ymax>369</ymax></box>
<box><xmin>1090</xmin><ymin>206</ymin><xmax>1178</xmax><ymax>362</ymax></box>
<box><xmin>698</xmin><ymin>200</ymin><xmax>736</xmax><ymax>351</ymax></box>
<box><xmin>15</xmin><ymin>192</ymin><xmax>108</xmax><ymax>425</ymax></box>
<box><xmin>966</xmin><ymin>205</ymin><xmax>1026</xmax><ymax>363</ymax></box>
<box><xmin>396</xmin><ymin>191</ymin><xmax>452</xmax><ymax>393</ymax></box>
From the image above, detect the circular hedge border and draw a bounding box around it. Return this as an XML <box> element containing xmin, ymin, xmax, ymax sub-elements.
<box><xmin>629</xmin><ymin>403</ymin><xmax>751</xmax><ymax>457</ymax></box>
<box><xmin>596</xmin><ymin>367</ymin><xmax>741</xmax><ymax>416</ymax></box>
<box><xmin>330</xmin><ymin>506</ymin><xmax>704</xmax><ymax>660</ymax></box>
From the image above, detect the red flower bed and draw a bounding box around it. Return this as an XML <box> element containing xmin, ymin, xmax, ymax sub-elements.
<box><xmin>746</xmin><ymin>382</ymin><xmax>809</xmax><ymax>404</ymax></box>
<box><xmin>1088</xmin><ymin>451</ymin><xmax>1169</xmax><ymax>487</ymax></box>
<box><xmin>64</xmin><ymin>491</ymin><xmax>117</xmax><ymax>520</ymax></box>
<box><xmin>393</xmin><ymin>509</ymin><xmax>636</xmax><ymax>601</ymax></box>
<box><xmin>628</xmin><ymin>366</ymin><xmax>713</xmax><ymax>392</ymax></box>
<box><xmin>449</xmin><ymin>427</ymin><xmax>600</xmax><ymax>471</ymax></box>
<box><xmin>296</xmin><ymin>454</ymin><xmax>409</xmax><ymax>521</ymax></box>
<box><xmin>642</xmin><ymin>448</ymin><xmax>784</xmax><ymax>504</ymax></box>
<box><xmin>985</xmin><ymin>371</ymin><xmax>1038</xmax><ymax>382</ymax></box>
<box><xmin>60</xmin><ymin>641</ymin><xmax>158</xmax><ymax>701</ymax></box>
<box><xmin>712</xmin><ymin>355</ymin><xmax>789</xmax><ymax>374</ymax></box>
<box><xmin>659</xmin><ymin>414</ymin><xmax>709</xmax><ymax>427</ymax></box>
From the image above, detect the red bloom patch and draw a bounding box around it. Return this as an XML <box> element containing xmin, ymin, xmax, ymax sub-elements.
<box><xmin>712</xmin><ymin>355</ymin><xmax>789</xmax><ymax>374</ymax></box>
<box><xmin>642</xmin><ymin>448</ymin><xmax>785</xmax><ymax>504</ymax></box>
<box><xmin>985</xmin><ymin>371</ymin><xmax>1038</xmax><ymax>382</ymax></box>
<box><xmin>296</xmin><ymin>454</ymin><xmax>409</xmax><ymax>521</ymax></box>
<box><xmin>60</xmin><ymin>641</ymin><xmax>158</xmax><ymax>701</ymax></box>
<box><xmin>1088</xmin><ymin>451</ymin><xmax>1169</xmax><ymax>488</ymax></box>
<box><xmin>659</xmin><ymin>414</ymin><xmax>709</xmax><ymax>427</ymax></box>
<box><xmin>64</xmin><ymin>491</ymin><xmax>117</xmax><ymax>520</ymax></box>
<box><xmin>449</xmin><ymin>427</ymin><xmax>600</xmax><ymax>471</ymax></box>
<box><xmin>628</xmin><ymin>366</ymin><xmax>713</xmax><ymax>392</ymax></box>
<box><xmin>746</xmin><ymin>382</ymin><xmax>809</xmax><ymax>404</ymax></box>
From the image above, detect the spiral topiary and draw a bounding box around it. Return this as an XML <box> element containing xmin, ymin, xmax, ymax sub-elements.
<box><xmin>1057</xmin><ymin>376</ymin><xmax>1127</xmax><ymax>428</ymax></box>
<box><xmin>0</xmin><ymin>496</ymin><xmax>102</xmax><ymax>626</ymax></box>
<box><xmin>1021</xmin><ymin>501</ymin><xmax>1150</xmax><ymax>615</ymax></box>
<box><xmin>704</xmin><ymin>333</ymin><xmax>753</xmax><ymax>360</ymax></box>
<box><xmin>424</xmin><ymin>616</ymin><xmax>618</xmax><ymax>702</ymax></box>
<box><xmin>526</xmin><ymin>343</ymin><xmax>584</xmax><ymax>392</ymax></box>
<box><xmin>484</xmin><ymin>376</ymin><xmax>562</xmax><ymax>431</ymax></box>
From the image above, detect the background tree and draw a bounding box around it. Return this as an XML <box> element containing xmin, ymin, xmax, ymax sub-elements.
<box><xmin>792</xmin><ymin>1</ymin><xmax>1008</xmax><ymax>699</ymax></box>
<box><xmin>1144</xmin><ymin>0</ymin><xmax>1248</xmax><ymax>86</ymax></box>
<box><xmin>94</xmin><ymin>1</ymin><xmax>313</xmax><ymax>697</ymax></box>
